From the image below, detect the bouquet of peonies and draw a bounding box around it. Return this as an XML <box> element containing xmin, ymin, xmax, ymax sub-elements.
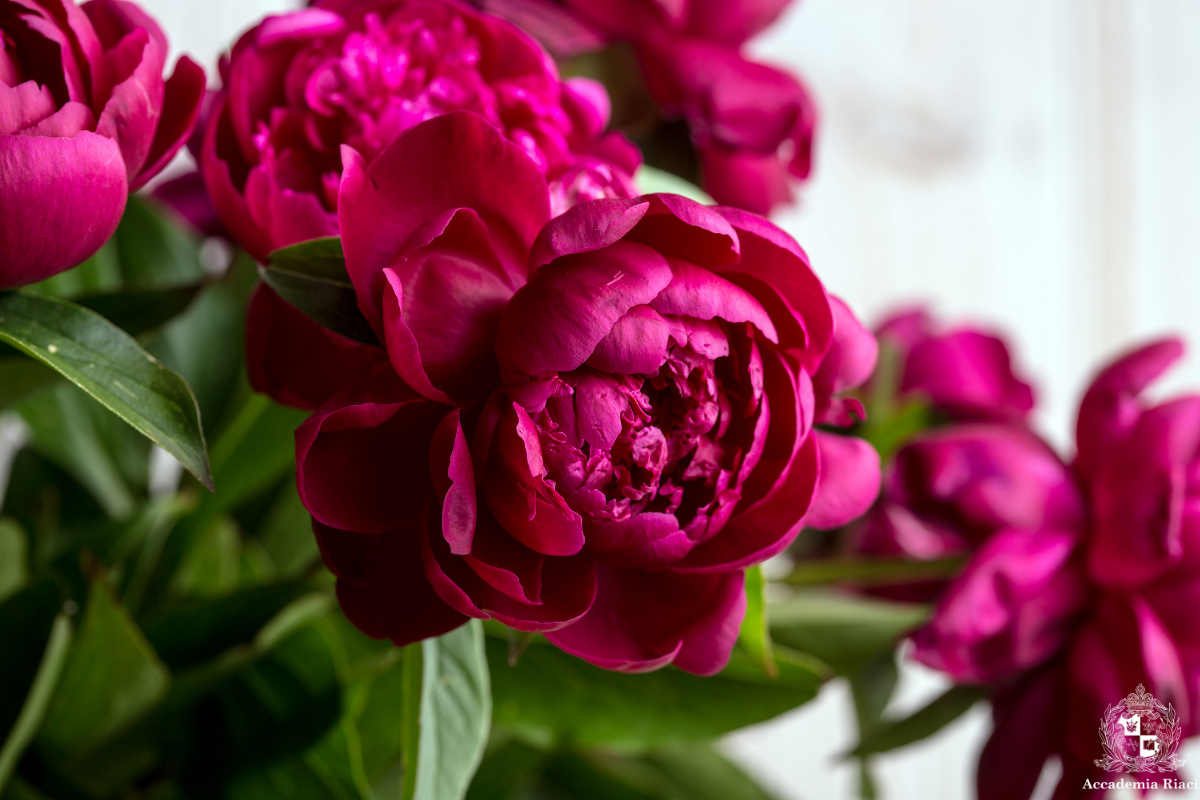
<box><xmin>0</xmin><ymin>2</ymin><xmax>1194</xmax><ymax>800</ymax></box>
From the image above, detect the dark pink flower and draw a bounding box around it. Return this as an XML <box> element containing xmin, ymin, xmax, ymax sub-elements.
<box><xmin>202</xmin><ymin>0</ymin><xmax>638</xmax><ymax>262</ymax></box>
<box><xmin>267</xmin><ymin>111</ymin><xmax>877</xmax><ymax>674</ymax></box>
<box><xmin>0</xmin><ymin>0</ymin><xmax>205</xmax><ymax>289</ymax></box>
<box><xmin>876</xmin><ymin>308</ymin><xmax>1036</xmax><ymax>422</ymax></box>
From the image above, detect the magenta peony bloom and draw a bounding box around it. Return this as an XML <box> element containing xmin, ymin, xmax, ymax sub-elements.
<box><xmin>202</xmin><ymin>0</ymin><xmax>639</xmax><ymax>262</ymax></box>
<box><xmin>0</xmin><ymin>0</ymin><xmax>205</xmax><ymax>289</ymax></box>
<box><xmin>477</xmin><ymin>0</ymin><xmax>814</xmax><ymax>216</ymax></box>
<box><xmin>907</xmin><ymin>339</ymin><xmax>1200</xmax><ymax>797</ymax></box>
<box><xmin>876</xmin><ymin>308</ymin><xmax>1036</xmax><ymax>421</ymax></box>
<box><xmin>257</xmin><ymin>110</ymin><xmax>878</xmax><ymax>674</ymax></box>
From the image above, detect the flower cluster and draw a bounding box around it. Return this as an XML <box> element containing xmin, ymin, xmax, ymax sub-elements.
<box><xmin>863</xmin><ymin>318</ymin><xmax>1200</xmax><ymax>795</ymax></box>
<box><xmin>0</xmin><ymin>0</ymin><xmax>205</xmax><ymax>288</ymax></box>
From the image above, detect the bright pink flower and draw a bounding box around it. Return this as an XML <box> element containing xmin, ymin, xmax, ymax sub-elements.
<box><xmin>911</xmin><ymin>339</ymin><xmax>1200</xmax><ymax>797</ymax></box>
<box><xmin>0</xmin><ymin>0</ymin><xmax>205</xmax><ymax>289</ymax></box>
<box><xmin>268</xmin><ymin>111</ymin><xmax>877</xmax><ymax>674</ymax></box>
<box><xmin>202</xmin><ymin>0</ymin><xmax>638</xmax><ymax>262</ymax></box>
<box><xmin>876</xmin><ymin>308</ymin><xmax>1036</xmax><ymax>421</ymax></box>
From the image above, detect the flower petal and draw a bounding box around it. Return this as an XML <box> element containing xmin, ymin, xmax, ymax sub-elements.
<box><xmin>805</xmin><ymin>431</ymin><xmax>881</xmax><ymax>530</ymax></box>
<box><xmin>0</xmin><ymin>131</ymin><xmax>127</xmax><ymax>289</ymax></box>
<box><xmin>545</xmin><ymin>564</ymin><xmax>745</xmax><ymax>675</ymax></box>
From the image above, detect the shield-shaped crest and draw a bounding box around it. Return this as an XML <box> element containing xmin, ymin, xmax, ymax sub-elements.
<box><xmin>1140</xmin><ymin>736</ymin><xmax>1159</xmax><ymax>757</ymax></box>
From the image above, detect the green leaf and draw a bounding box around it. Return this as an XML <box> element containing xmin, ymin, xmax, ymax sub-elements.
<box><xmin>0</xmin><ymin>581</ymin><xmax>65</xmax><ymax>740</ymax></box>
<box><xmin>846</xmin><ymin>651</ymin><xmax>899</xmax><ymax>799</ymax></box>
<box><xmin>170</xmin><ymin>516</ymin><xmax>242</xmax><ymax>598</ymax></box>
<box><xmin>37</xmin><ymin>580</ymin><xmax>170</xmax><ymax>759</ymax></box>
<box><xmin>110</xmin><ymin>195</ymin><xmax>205</xmax><ymax>288</ymax></box>
<box><xmin>0</xmin><ymin>518</ymin><xmax>29</xmax><ymax>604</ymax></box>
<box><xmin>141</xmin><ymin>580</ymin><xmax>313</xmax><ymax>671</ymax></box>
<box><xmin>406</xmin><ymin>620</ymin><xmax>491</xmax><ymax>800</ymax></box>
<box><xmin>635</xmin><ymin>743</ymin><xmax>780</xmax><ymax>800</ymax></box>
<box><xmin>17</xmin><ymin>383</ymin><xmax>137</xmax><ymax>520</ymax></box>
<box><xmin>0</xmin><ymin>357</ymin><xmax>58</xmax><ymax>409</ymax></box>
<box><xmin>0</xmin><ymin>292</ymin><xmax>212</xmax><ymax>490</ymax></box>
<box><xmin>769</xmin><ymin>590</ymin><xmax>928</xmax><ymax>675</ymax></box>
<box><xmin>74</xmin><ymin>285</ymin><xmax>200</xmax><ymax>338</ymax></box>
<box><xmin>738</xmin><ymin>565</ymin><xmax>777</xmax><ymax>677</ymax></box>
<box><xmin>487</xmin><ymin>636</ymin><xmax>821</xmax><ymax>748</ymax></box>
<box><xmin>780</xmin><ymin>556</ymin><xmax>966</xmax><ymax>588</ymax></box>
<box><xmin>634</xmin><ymin>166</ymin><xmax>715</xmax><ymax>205</ymax></box>
<box><xmin>256</xmin><ymin>481</ymin><xmax>321</xmax><ymax>579</ymax></box>
<box><xmin>261</xmin><ymin>237</ymin><xmax>380</xmax><ymax>346</ymax></box>
<box><xmin>0</xmin><ymin>613</ymin><xmax>72</xmax><ymax>795</ymax></box>
<box><xmin>848</xmin><ymin>683</ymin><xmax>987</xmax><ymax>758</ymax></box>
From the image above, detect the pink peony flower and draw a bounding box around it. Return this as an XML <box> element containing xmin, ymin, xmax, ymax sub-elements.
<box><xmin>0</xmin><ymin>0</ymin><xmax>205</xmax><ymax>289</ymax></box>
<box><xmin>476</xmin><ymin>0</ymin><xmax>815</xmax><ymax>216</ymax></box>
<box><xmin>202</xmin><ymin>0</ymin><xmax>639</xmax><ymax>262</ymax></box>
<box><xmin>875</xmin><ymin>308</ymin><xmax>1036</xmax><ymax>422</ymax></box>
<box><xmin>908</xmin><ymin>339</ymin><xmax>1200</xmax><ymax>797</ymax></box>
<box><xmin>259</xmin><ymin>110</ymin><xmax>878</xmax><ymax>674</ymax></box>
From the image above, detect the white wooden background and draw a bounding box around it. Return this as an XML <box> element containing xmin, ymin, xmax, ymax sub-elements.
<box><xmin>13</xmin><ymin>1</ymin><xmax>1200</xmax><ymax>797</ymax></box>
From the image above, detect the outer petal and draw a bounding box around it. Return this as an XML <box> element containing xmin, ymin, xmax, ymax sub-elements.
<box><xmin>201</xmin><ymin>96</ymin><xmax>275</xmax><ymax>260</ymax></box>
<box><xmin>246</xmin><ymin>283</ymin><xmax>389</xmax><ymax>411</ymax></box>
<box><xmin>805</xmin><ymin>431</ymin><xmax>881</xmax><ymax>530</ymax></box>
<box><xmin>528</xmin><ymin>196</ymin><xmax>649</xmax><ymax>271</ymax></box>
<box><xmin>93</xmin><ymin>26</ymin><xmax>165</xmax><ymax>181</ymax></box>
<box><xmin>339</xmin><ymin>112</ymin><xmax>550</xmax><ymax>333</ymax></box>
<box><xmin>684</xmin><ymin>0</ymin><xmax>792</xmax><ymax>44</ymax></box>
<box><xmin>545</xmin><ymin>563</ymin><xmax>746</xmax><ymax>675</ymax></box>
<box><xmin>131</xmin><ymin>54</ymin><xmax>206</xmax><ymax>189</ymax></box>
<box><xmin>295</xmin><ymin>365</ymin><xmax>449</xmax><ymax>534</ymax></box>
<box><xmin>713</xmin><ymin>206</ymin><xmax>833</xmax><ymax>373</ymax></box>
<box><xmin>624</xmin><ymin>194</ymin><xmax>740</xmax><ymax>268</ymax></box>
<box><xmin>813</xmin><ymin>295</ymin><xmax>878</xmax><ymax>425</ymax></box>
<box><xmin>1075</xmin><ymin>337</ymin><xmax>1184</xmax><ymax>484</ymax></box>
<box><xmin>315</xmin><ymin>520</ymin><xmax>467</xmax><ymax>646</ymax></box>
<box><xmin>0</xmin><ymin>131</ymin><xmax>127</xmax><ymax>289</ymax></box>
<box><xmin>380</xmin><ymin>208</ymin><xmax>516</xmax><ymax>404</ymax></box>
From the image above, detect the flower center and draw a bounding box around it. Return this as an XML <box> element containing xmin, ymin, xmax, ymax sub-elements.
<box><xmin>538</xmin><ymin>333</ymin><xmax>753</xmax><ymax>533</ymax></box>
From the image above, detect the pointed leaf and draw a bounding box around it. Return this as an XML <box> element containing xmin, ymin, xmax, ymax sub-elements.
<box><xmin>261</xmin><ymin>237</ymin><xmax>380</xmax><ymax>346</ymax></box>
<box><xmin>848</xmin><ymin>683</ymin><xmax>987</xmax><ymax>758</ymax></box>
<box><xmin>0</xmin><ymin>613</ymin><xmax>72</xmax><ymax>794</ymax></box>
<box><xmin>738</xmin><ymin>564</ymin><xmax>777</xmax><ymax>677</ymax></box>
<box><xmin>0</xmin><ymin>292</ymin><xmax>211</xmax><ymax>489</ymax></box>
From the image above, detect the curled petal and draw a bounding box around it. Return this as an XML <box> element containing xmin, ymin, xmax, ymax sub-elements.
<box><xmin>430</xmin><ymin>409</ymin><xmax>477</xmax><ymax>556</ymax></box>
<box><xmin>650</xmin><ymin>258</ymin><xmax>777</xmax><ymax>342</ymax></box>
<box><xmin>625</xmin><ymin>194</ymin><xmax>741</xmax><ymax>268</ymax></box>
<box><xmin>586</xmin><ymin>304</ymin><xmax>672</xmax><ymax>375</ymax></box>
<box><xmin>528</xmin><ymin>197</ymin><xmax>649</xmax><ymax>271</ymax></box>
<box><xmin>545</xmin><ymin>564</ymin><xmax>746</xmax><ymax>676</ymax></box>
<box><xmin>132</xmin><ymin>54</ymin><xmax>206</xmax><ymax>189</ymax></box>
<box><xmin>482</xmin><ymin>404</ymin><xmax>585</xmax><ymax>556</ymax></box>
<box><xmin>497</xmin><ymin>240</ymin><xmax>673</xmax><ymax>391</ymax></box>
<box><xmin>1076</xmin><ymin>337</ymin><xmax>1185</xmax><ymax>484</ymax></box>
<box><xmin>813</xmin><ymin>295</ymin><xmax>878</xmax><ymax>425</ymax></box>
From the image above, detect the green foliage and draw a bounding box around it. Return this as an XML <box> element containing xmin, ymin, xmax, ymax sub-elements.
<box><xmin>487</xmin><ymin>634</ymin><xmax>821</xmax><ymax>749</ymax></box>
<box><xmin>848</xmin><ymin>683</ymin><xmax>987</xmax><ymax>758</ymax></box>
<box><xmin>260</xmin><ymin>237</ymin><xmax>380</xmax><ymax>346</ymax></box>
<box><xmin>0</xmin><ymin>292</ymin><xmax>212</xmax><ymax>490</ymax></box>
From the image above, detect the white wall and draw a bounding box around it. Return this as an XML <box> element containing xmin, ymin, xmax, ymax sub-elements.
<box><xmin>129</xmin><ymin>1</ymin><xmax>1200</xmax><ymax>797</ymax></box>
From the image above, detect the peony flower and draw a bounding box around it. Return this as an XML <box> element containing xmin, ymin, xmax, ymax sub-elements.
<box><xmin>202</xmin><ymin>0</ymin><xmax>639</xmax><ymax>263</ymax></box>
<box><xmin>476</xmin><ymin>0</ymin><xmax>814</xmax><ymax>216</ymax></box>
<box><xmin>0</xmin><ymin>0</ymin><xmax>205</xmax><ymax>289</ymax></box>
<box><xmin>907</xmin><ymin>339</ymin><xmax>1200</xmax><ymax>798</ymax></box>
<box><xmin>258</xmin><ymin>110</ymin><xmax>879</xmax><ymax>674</ymax></box>
<box><xmin>874</xmin><ymin>308</ymin><xmax>1036</xmax><ymax>422</ymax></box>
